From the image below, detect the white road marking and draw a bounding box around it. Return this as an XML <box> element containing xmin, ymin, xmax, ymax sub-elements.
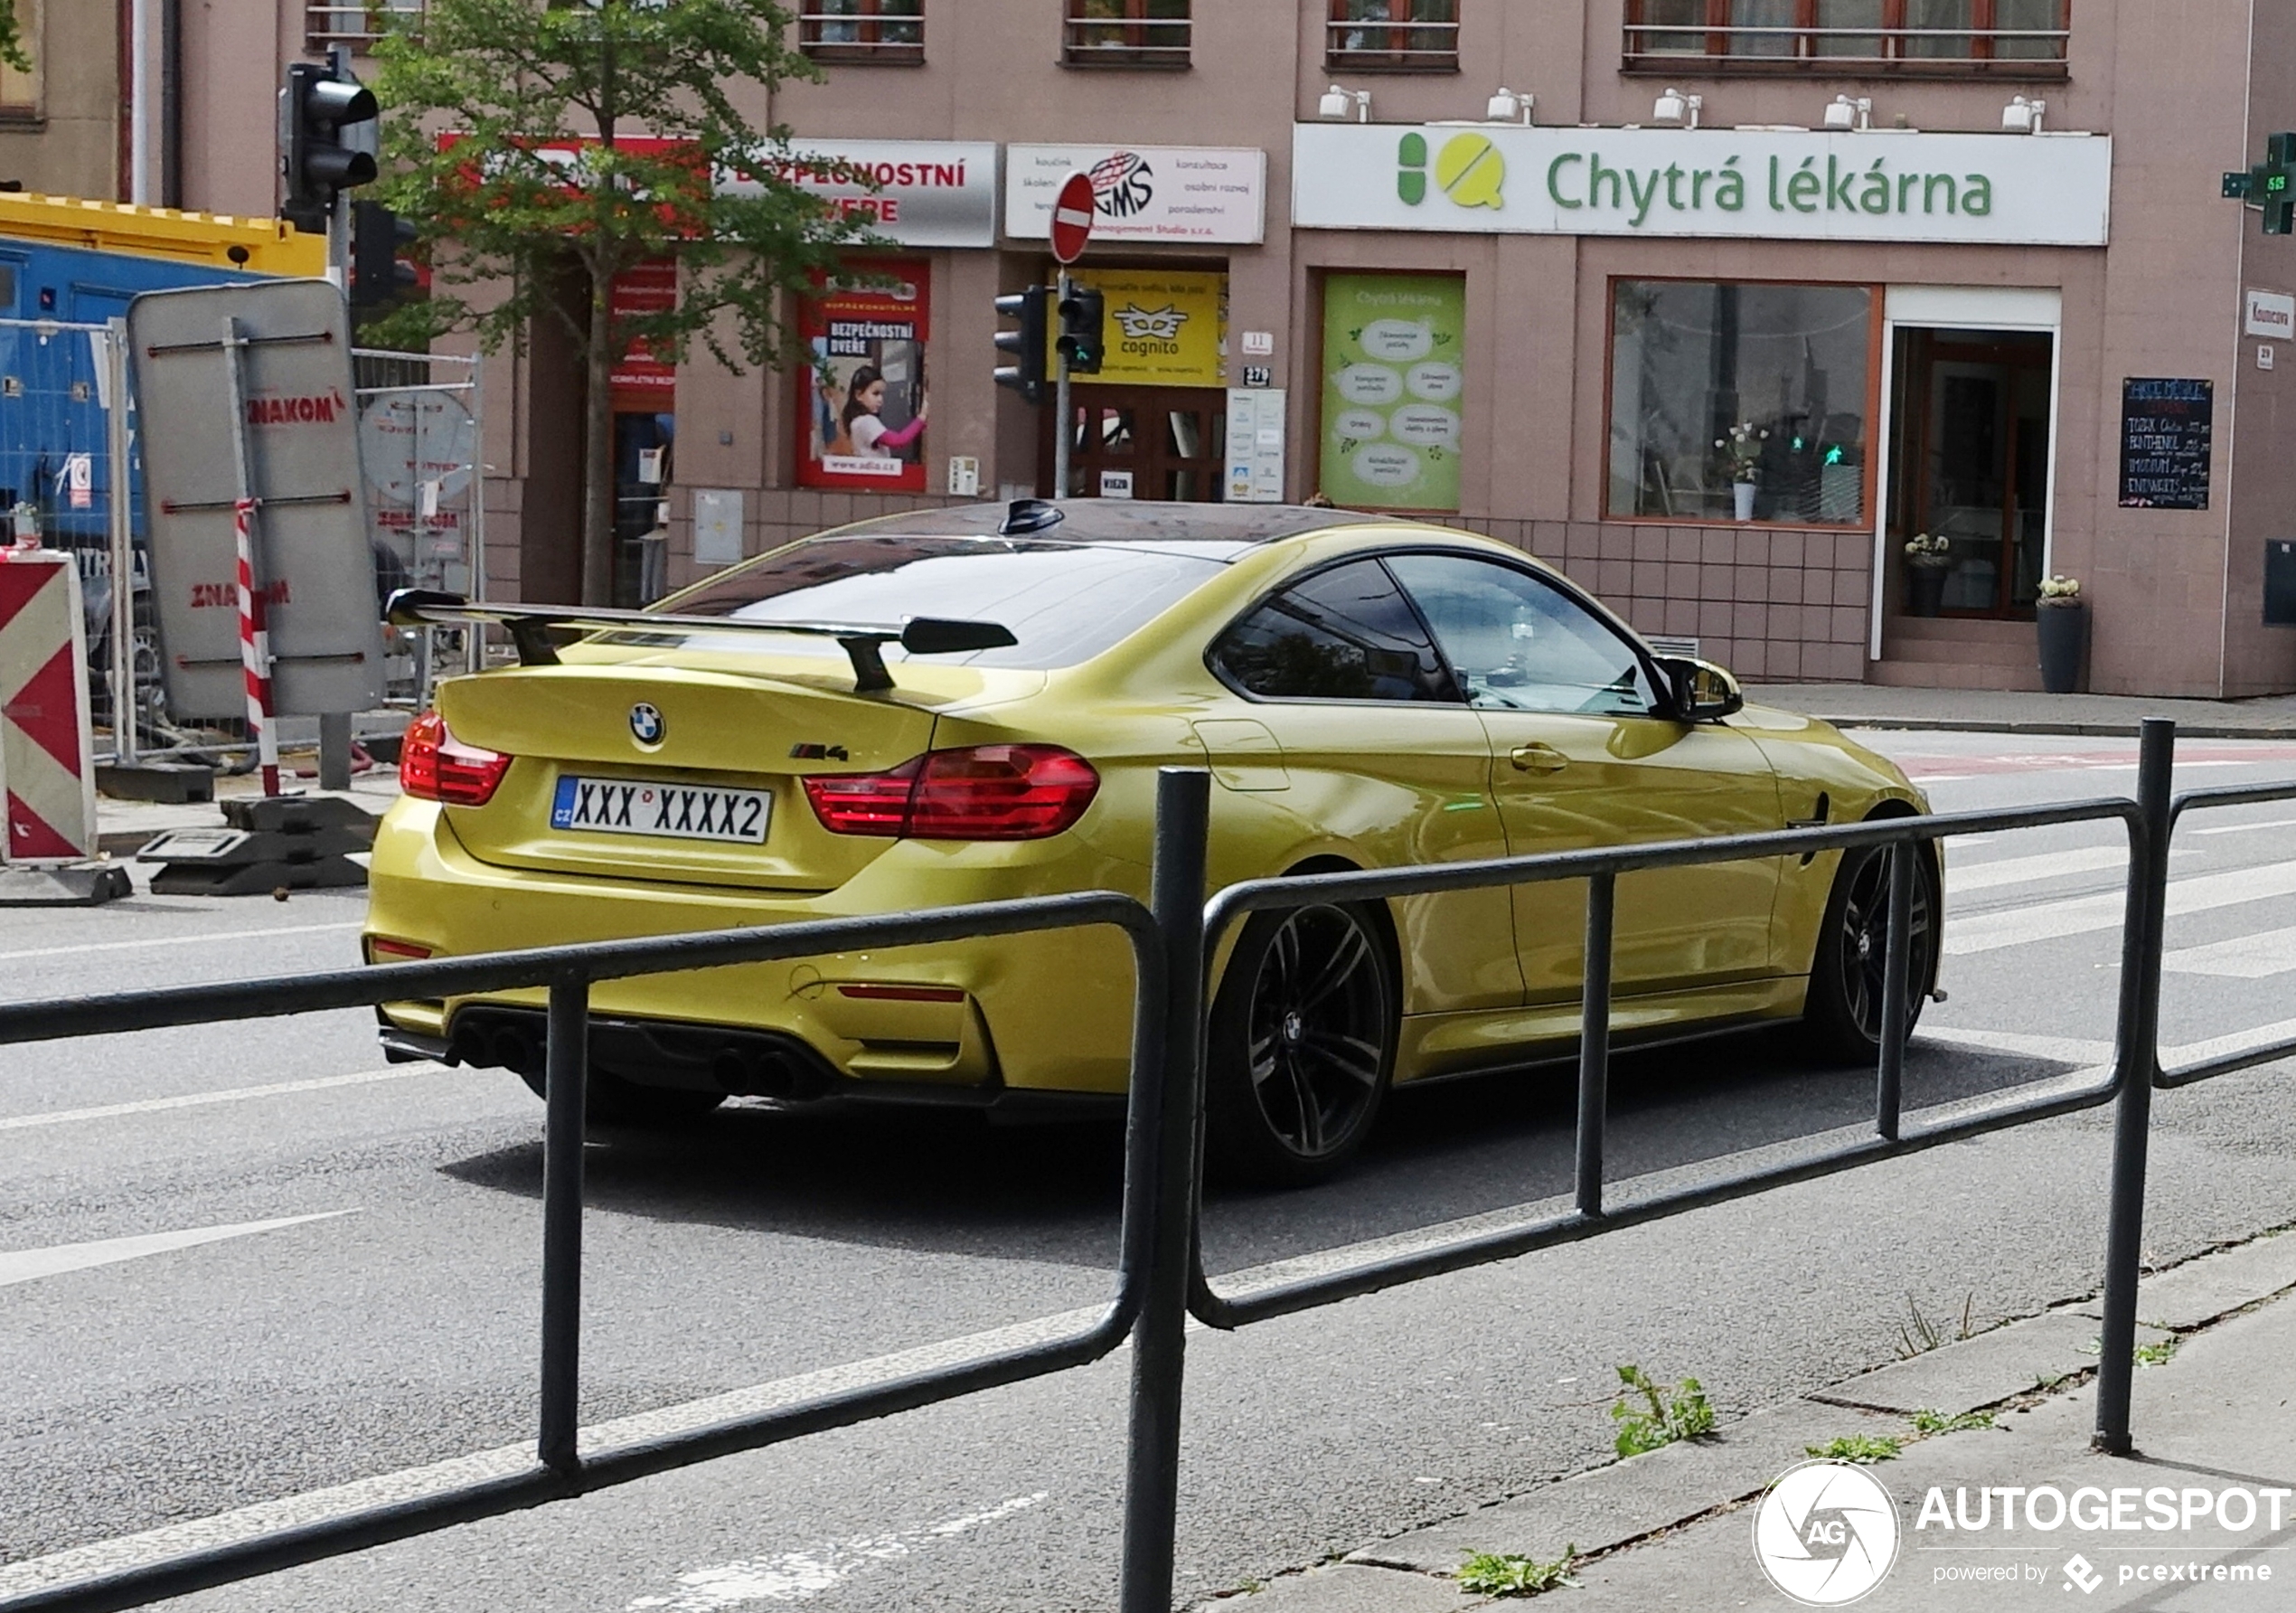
<box><xmin>2164</xmin><ymin>925</ymin><xmax>2296</xmax><ymax>979</ymax></box>
<box><xmin>0</xmin><ymin>920</ymin><xmax>360</xmax><ymax>964</ymax></box>
<box><xmin>1945</xmin><ymin>845</ymin><xmax>2128</xmax><ymax>894</ymax></box>
<box><xmin>0</xmin><ymin>1212</ymin><xmax>352</xmax><ymax>1289</ymax></box>
<box><xmin>0</xmin><ymin>1066</ymin><xmax>434</xmax><ymax>1131</ymax></box>
<box><xmin>2190</xmin><ymin>816</ymin><xmax>2296</xmax><ymax>837</ymax></box>
<box><xmin>1944</xmin><ymin>859</ymin><xmax>2296</xmax><ymax>955</ymax></box>
<box><xmin>624</xmin><ymin>1494</ymin><xmax>1047</xmax><ymax>1610</ymax></box>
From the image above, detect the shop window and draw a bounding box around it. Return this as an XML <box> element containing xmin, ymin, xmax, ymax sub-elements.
<box><xmin>800</xmin><ymin>0</ymin><xmax>925</xmax><ymax>65</ymax></box>
<box><xmin>1326</xmin><ymin>0</ymin><xmax>1459</xmax><ymax>72</ymax></box>
<box><xmin>1623</xmin><ymin>0</ymin><xmax>2067</xmax><ymax>72</ymax></box>
<box><xmin>1063</xmin><ymin>0</ymin><xmax>1191</xmax><ymax>68</ymax></box>
<box><xmin>1607</xmin><ymin>280</ymin><xmax>1874</xmax><ymax>528</ymax></box>
<box><xmin>305</xmin><ymin>0</ymin><xmax>423</xmax><ymax>52</ymax></box>
<box><xmin>0</xmin><ymin>0</ymin><xmax>37</xmax><ymax>118</ymax></box>
<box><xmin>1317</xmin><ymin>272</ymin><xmax>1464</xmax><ymax>514</ymax></box>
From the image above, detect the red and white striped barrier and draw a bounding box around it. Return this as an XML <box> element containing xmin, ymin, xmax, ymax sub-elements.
<box><xmin>233</xmin><ymin>496</ymin><xmax>280</xmax><ymax>796</ymax></box>
<box><xmin>0</xmin><ymin>547</ymin><xmax>99</xmax><ymax>863</ymax></box>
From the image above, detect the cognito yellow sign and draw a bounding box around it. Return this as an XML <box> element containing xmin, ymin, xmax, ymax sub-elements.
<box><xmin>1059</xmin><ymin>269</ymin><xmax>1227</xmax><ymax>388</ymax></box>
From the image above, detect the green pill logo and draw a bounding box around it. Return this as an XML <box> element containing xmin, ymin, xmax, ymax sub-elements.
<box><xmin>1397</xmin><ymin>132</ymin><xmax>1427</xmax><ymax>205</ymax></box>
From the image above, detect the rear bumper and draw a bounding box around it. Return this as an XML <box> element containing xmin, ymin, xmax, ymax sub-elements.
<box><xmin>376</xmin><ymin>1013</ymin><xmax>1123</xmax><ymax>1124</ymax></box>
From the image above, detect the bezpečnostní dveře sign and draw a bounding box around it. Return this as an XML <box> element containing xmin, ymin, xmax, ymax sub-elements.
<box><xmin>1293</xmin><ymin>125</ymin><xmax>2111</xmax><ymax>247</ymax></box>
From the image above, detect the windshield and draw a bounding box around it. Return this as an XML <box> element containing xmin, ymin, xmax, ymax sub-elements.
<box><xmin>637</xmin><ymin>534</ymin><xmax>1228</xmax><ymax>669</ymax></box>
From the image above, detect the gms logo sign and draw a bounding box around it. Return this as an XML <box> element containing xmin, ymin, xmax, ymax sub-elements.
<box><xmin>1398</xmin><ymin>130</ymin><xmax>1504</xmax><ymax>211</ymax></box>
<box><xmin>1087</xmin><ymin>150</ymin><xmax>1155</xmax><ymax>219</ymax></box>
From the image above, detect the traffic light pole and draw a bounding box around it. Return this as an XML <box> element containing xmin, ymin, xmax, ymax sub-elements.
<box><xmin>315</xmin><ymin>43</ymin><xmax>356</xmax><ymax>792</ymax></box>
<box><xmin>1052</xmin><ymin>270</ymin><xmax>1074</xmax><ymax>501</ymax></box>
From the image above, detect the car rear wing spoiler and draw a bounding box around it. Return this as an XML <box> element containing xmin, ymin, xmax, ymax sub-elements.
<box><xmin>383</xmin><ymin>590</ymin><xmax>1017</xmax><ymax>693</ymax></box>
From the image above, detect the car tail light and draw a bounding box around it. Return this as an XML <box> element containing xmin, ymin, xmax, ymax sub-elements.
<box><xmin>804</xmin><ymin>744</ymin><xmax>1099</xmax><ymax>840</ymax></box>
<box><xmin>400</xmin><ymin>712</ymin><xmax>513</xmax><ymax>806</ymax></box>
<box><xmin>367</xmin><ymin>938</ymin><xmax>434</xmax><ymax>962</ymax></box>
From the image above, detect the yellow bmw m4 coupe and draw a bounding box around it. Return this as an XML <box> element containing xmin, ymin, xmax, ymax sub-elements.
<box><xmin>366</xmin><ymin>499</ymin><xmax>1936</xmax><ymax>1184</ymax></box>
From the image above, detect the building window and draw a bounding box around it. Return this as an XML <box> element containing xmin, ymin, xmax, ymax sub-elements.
<box><xmin>305</xmin><ymin>0</ymin><xmax>424</xmax><ymax>52</ymax></box>
<box><xmin>800</xmin><ymin>0</ymin><xmax>925</xmax><ymax>65</ymax></box>
<box><xmin>1326</xmin><ymin>0</ymin><xmax>1459</xmax><ymax>72</ymax></box>
<box><xmin>1607</xmin><ymin>280</ymin><xmax>1875</xmax><ymax>527</ymax></box>
<box><xmin>1063</xmin><ymin>1</ymin><xmax>1191</xmax><ymax>68</ymax></box>
<box><xmin>1623</xmin><ymin>0</ymin><xmax>2068</xmax><ymax>72</ymax></box>
<box><xmin>0</xmin><ymin>0</ymin><xmax>37</xmax><ymax>116</ymax></box>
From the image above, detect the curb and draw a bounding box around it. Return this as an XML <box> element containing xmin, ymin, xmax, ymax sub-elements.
<box><xmin>1809</xmin><ymin>715</ymin><xmax>2296</xmax><ymax>740</ymax></box>
<box><xmin>1198</xmin><ymin>1227</ymin><xmax>2296</xmax><ymax>1610</ymax></box>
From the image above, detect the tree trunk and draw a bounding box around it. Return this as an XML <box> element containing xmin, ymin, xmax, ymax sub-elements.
<box><xmin>581</xmin><ymin>267</ymin><xmax>616</xmax><ymax>606</ymax></box>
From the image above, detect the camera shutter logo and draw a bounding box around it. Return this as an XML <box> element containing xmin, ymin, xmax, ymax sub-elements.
<box><xmin>1752</xmin><ymin>1460</ymin><xmax>1901</xmax><ymax>1606</ymax></box>
<box><xmin>629</xmin><ymin>703</ymin><xmax>665</xmax><ymax>745</ymax></box>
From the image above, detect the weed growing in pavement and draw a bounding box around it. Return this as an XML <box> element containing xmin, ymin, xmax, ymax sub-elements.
<box><xmin>1609</xmin><ymin>1365</ymin><xmax>1716</xmax><ymax>1457</ymax></box>
<box><xmin>2078</xmin><ymin>1336</ymin><xmax>2180</xmax><ymax>1367</ymax></box>
<box><xmin>1896</xmin><ymin>1291</ymin><xmax>1979</xmax><ymax>1357</ymax></box>
<box><xmin>1457</xmin><ymin>1547</ymin><xmax>1580</xmax><ymax>1597</ymax></box>
<box><xmin>1909</xmin><ymin>1408</ymin><xmax>1997</xmax><ymax>1436</ymax></box>
<box><xmin>1805</xmin><ymin>1435</ymin><xmax>1902</xmax><ymax>1464</ymax></box>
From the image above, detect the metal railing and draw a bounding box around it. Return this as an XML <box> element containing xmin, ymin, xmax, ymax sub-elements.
<box><xmin>305</xmin><ymin>1</ymin><xmax>424</xmax><ymax>52</ymax></box>
<box><xmin>796</xmin><ymin>3</ymin><xmax>925</xmax><ymax>64</ymax></box>
<box><xmin>1062</xmin><ymin>3</ymin><xmax>1194</xmax><ymax>69</ymax></box>
<box><xmin>1623</xmin><ymin>22</ymin><xmax>2070</xmax><ymax>69</ymax></box>
<box><xmin>3</xmin><ymin>717</ymin><xmax>2287</xmax><ymax>1613</ymax></box>
<box><xmin>1325</xmin><ymin>14</ymin><xmax>1460</xmax><ymax>71</ymax></box>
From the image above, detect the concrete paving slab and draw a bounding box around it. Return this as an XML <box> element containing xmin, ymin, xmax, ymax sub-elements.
<box><xmin>1808</xmin><ymin>1310</ymin><xmax>2172</xmax><ymax>1417</ymax></box>
<box><xmin>1194</xmin><ymin>1563</ymin><xmax>1488</xmax><ymax>1611</ymax></box>
<box><xmin>1746</xmin><ymin>683</ymin><xmax>2296</xmax><ymax>739</ymax></box>
<box><xmin>1350</xmin><ymin>1401</ymin><xmax>1904</xmax><ymax>1576</ymax></box>
<box><xmin>2070</xmin><ymin>1231</ymin><xmax>2296</xmax><ymax>1331</ymax></box>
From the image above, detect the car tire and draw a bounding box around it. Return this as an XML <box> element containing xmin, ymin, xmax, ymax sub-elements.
<box><xmin>1800</xmin><ymin>837</ymin><xmax>1939</xmax><ymax>1063</ymax></box>
<box><xmin>1207</xmin><ymin>900</ymin><xmax>1397</xmax><ymax>1188</ymax></box>
<box><xmin>518</xmin><ymin>1064</ymin><xmax>728</xmax><ymax>1126</ymax></box>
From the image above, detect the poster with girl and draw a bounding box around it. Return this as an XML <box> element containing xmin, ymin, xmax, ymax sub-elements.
<box><xmin>796</xmin><ymin>259</ymin><xmax>930</xmax><ymax>493</ymax></box>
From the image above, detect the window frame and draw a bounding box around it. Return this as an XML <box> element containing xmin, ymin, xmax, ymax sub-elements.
<box><xmin>798</xmin><ymin>0</ymin><xmax>926</xmax><ymax>66</ymax></box>
<box><xmin>303</xmin><ymin>0</ymin><xmax>424</xmax><ymax>53</ymax></box>
<box><xmin>1207</xmin><ymin>546</ymin><xmax>1678</xmax><ymax>718</ymax></box>
<box><xmin>1324</xmin><ymin>0</ymin><xmax>1460</xmax><ymax>73</ymax></box>
<box><xmin>1621</xmin><ymin>0</ymin><xmax>2070</xmax><ymax>77</ymax></box>
<box><xmin>1061</xmin><ymin>0</ymin><xmax>1192</xmax><ymax>70</ymax></box>
<box><xmin>1601</xmin><ymin>274</ymin><xmax>1886</xmax><ymax>533</ymax></box>
<box><xmin>0</xmin><ymin>0</ymin><xmax>39</xmax><ymax>119</ymax></box>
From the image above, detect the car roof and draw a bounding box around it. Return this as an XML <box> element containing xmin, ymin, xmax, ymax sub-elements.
<box><xmin>831</xmin><ymin>499</ymin><xmax>1393</xmax><ymax>554</ymax></box>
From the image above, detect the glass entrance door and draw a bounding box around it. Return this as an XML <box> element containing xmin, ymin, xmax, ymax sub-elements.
<box><xmin>1887</xmin><ymin>327</ymin><xmax>2053</xmax><ymax>618</ymax></box>
<box><xmin>1045</xmin><ymin>383</ymin><xmax>1228</xmax><ymax>501</ymax></box>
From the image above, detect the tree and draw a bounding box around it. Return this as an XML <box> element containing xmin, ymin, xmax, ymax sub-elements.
<box><xmin>0</xmin><ymin>0</ymin><xmax>30</xmax><ymax>74</ymax></box>
<box><xmin>371</xmin><ymin>0</ymin><xmax>874</xmax><ymax>605</ymax></box>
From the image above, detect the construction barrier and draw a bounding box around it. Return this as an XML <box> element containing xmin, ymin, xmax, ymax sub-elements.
<box><xmin>0</xmin><ymin>545</ymin><xmax>127</xmax><ymax>902</ymax></box>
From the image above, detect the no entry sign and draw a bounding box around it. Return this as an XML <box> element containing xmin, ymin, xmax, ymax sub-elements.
<box><xmin>1050</xmin><ymin>170</ymin><xmax>1095</xmax><ymax>265</ymax></box>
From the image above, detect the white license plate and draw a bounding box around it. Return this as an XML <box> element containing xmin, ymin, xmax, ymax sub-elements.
<box><xmin>550</xmin><ymin>775</ymin><xmax>770</xmax><ymax>844</ymax></box>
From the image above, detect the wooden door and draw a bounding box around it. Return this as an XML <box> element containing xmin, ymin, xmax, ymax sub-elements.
<box><xmin>1043</xmin><ymin>383</ymin><xmax>1228</xmax><ymax>500</ymax></box>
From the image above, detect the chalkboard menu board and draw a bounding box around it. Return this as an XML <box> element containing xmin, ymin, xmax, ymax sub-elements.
<box><xmin>2120</xmin><ymin>378</ymin><xmax>2214</xmax><ymax>510</ymax></box>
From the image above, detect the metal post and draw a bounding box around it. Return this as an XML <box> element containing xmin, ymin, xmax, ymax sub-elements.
<box><xmin>1576</xmin><ymin>873</ymin><xmax>1614</xmax><ymax>1219</ymax></box>
<box><xmin>104</xmin><ymin>317</ymin><xmax>138</xmax><ymax>766</ymax></box>
<box><xmin>1876</xmin><ymin>843</ymin><xmax>1915</xmax><ymax>1142</ymax></box>
<box><xmin>219</xmin><ymin>316</ymin><xmax>282</xmax><ymax>796</ymax></box>
<box><xmin>1052</xmin><ymin>275</ymin><xmax>1074</xmax><ymax>500</ymax></box>
<box><xmin>2094</xmin><ymin>717</ymin><xmax>2174</xmax><ymax>1456</ymax></box>
<box><xmin>1118</xmin><ymin>767</ymin><xmax>1210</xmax><ymax>1613</ymax></box>
<box><xmin>539</xmin><ymin>974</ymin><xmax>590</xmax><ymax>1475</ymax></box>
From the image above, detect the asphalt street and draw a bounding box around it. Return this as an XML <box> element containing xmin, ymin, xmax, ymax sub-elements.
<box><xmin>5</xmin><ymin>729</ymin><xmax>2296</xmax><ymax>1610</ymax></box>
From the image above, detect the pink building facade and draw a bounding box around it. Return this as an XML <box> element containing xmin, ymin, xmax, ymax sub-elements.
<box><xmin>133</xmin><ymin>3</ymin><xmax>2296</xmax><ymax>695</ymax></box>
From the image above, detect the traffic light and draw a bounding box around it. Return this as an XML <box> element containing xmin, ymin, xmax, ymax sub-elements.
<box><xmin>1056</xmin><ymin>284</ymin><xmax>1105</xmax><ymax>376</ymax></box>
<box><xmin>280</xmin><ymin>60</ymin><xmax>379</xmax><ymax>234</ymax></box>
<box><xmin>993</xmin><ymin>285</ymin><xmax>1049</xmax><ymax>404</ymax></box>
<box><xmin>351</xmin><ymin>201</ymin><xmax>419</xmax><ymax>311</ymax></box>
<box><xmin>2223</xmin><ymin>132</ymin><xmax>2296</xmax><ymax>236</ymax></box>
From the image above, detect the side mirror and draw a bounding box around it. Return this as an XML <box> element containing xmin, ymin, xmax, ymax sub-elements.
<box><xmin>1658</xmin><ymin>656</ymin><xmax>1744</xmax><ymax>722</ymax></box>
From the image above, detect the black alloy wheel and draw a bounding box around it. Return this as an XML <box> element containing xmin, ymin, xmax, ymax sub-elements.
<box><xmin>1209</xmin><ymin>901</ymin><xmax>1397</xmax><ymax>1186</ymax></box>
<box><xmin>1802</xmin><ymin>841</ymin><xmax>1938</xmax><ymax>1061</ymax></box>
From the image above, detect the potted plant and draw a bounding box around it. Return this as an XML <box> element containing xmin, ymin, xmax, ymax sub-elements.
<box><xmin>1717</xmin><ymin>421</ymin><xmax>1768</xmax><ymax>522</ymax></box>
<box><xmin>1903</xmin><ymin>533</ymin><xmax>1952</xmax><ymax>618</ymax></box>
<box><xmin>2036</xmin><ymin>573</ymin><xmax>2086</xmax><ymax>693</ymax></box>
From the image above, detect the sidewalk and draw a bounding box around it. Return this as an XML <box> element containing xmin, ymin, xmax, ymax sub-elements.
<box><xmin>1211</xmin><ymin>1230</ymin><xmax>2296</xmax><ymax>1610</ymax></box>
<box><xmin>1748</xmin><ymin>684</ymin><xmax>2296</xmax><ymax>740</ymax></box>
<box><xmin>95</xmin><ymin>764</ymin><xmax>402</xmax><ymax>858</ymax></box>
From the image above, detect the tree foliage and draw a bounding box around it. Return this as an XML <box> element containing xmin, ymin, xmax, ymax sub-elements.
<box><xmin>0</xmin><ymin>2</ymin><xmax>30</xmax><ymax>76</ymax></box>
<box><xmin>369</xmin><ymin>0</ymin><xmax>878</xmax><ymax>600</ymax></box>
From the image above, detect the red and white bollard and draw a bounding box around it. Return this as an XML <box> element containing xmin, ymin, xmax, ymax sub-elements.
<box><xmin>233</xmin><ymin>496</ymin><xmax>281</xmax><ymax>797</ymax></box>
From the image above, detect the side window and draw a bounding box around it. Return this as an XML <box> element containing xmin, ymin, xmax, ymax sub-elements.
<box><xmin>1210</xmin><ymin>559</ymin><xmax>1454</xmax><ymax>703</ymax></box>
<box><xmin>1386</xmin><ymin>553</ymin><xmax>1662</xmax><ymax>717</ymax></box>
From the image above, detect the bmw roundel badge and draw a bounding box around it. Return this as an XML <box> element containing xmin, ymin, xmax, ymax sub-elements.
<box><xmin>629</xmin><ymin>703</ymin><xmax>665</xmax><ymax>745</ymax></box>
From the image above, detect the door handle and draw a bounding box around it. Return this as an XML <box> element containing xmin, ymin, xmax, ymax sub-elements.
<box><xmin>1509</xmin><ymin>742</ymin><xmax>1569</xmax><ymax>774</ymax></box>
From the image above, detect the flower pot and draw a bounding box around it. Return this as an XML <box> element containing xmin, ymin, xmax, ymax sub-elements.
<box><xmin>1905</xmin><ymin>562</ymin><xmax>1948</xmax><ymax>618</ymax></box>
<box><xmin>1732</xmin><ymin>481</ymin><xmax>1757</xmax><ymax>523</ymax></box>
<box><xmin>2037</xmin><ymin>601</ymin><xmax>2088</xmax><ymax>694</ymax></box>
